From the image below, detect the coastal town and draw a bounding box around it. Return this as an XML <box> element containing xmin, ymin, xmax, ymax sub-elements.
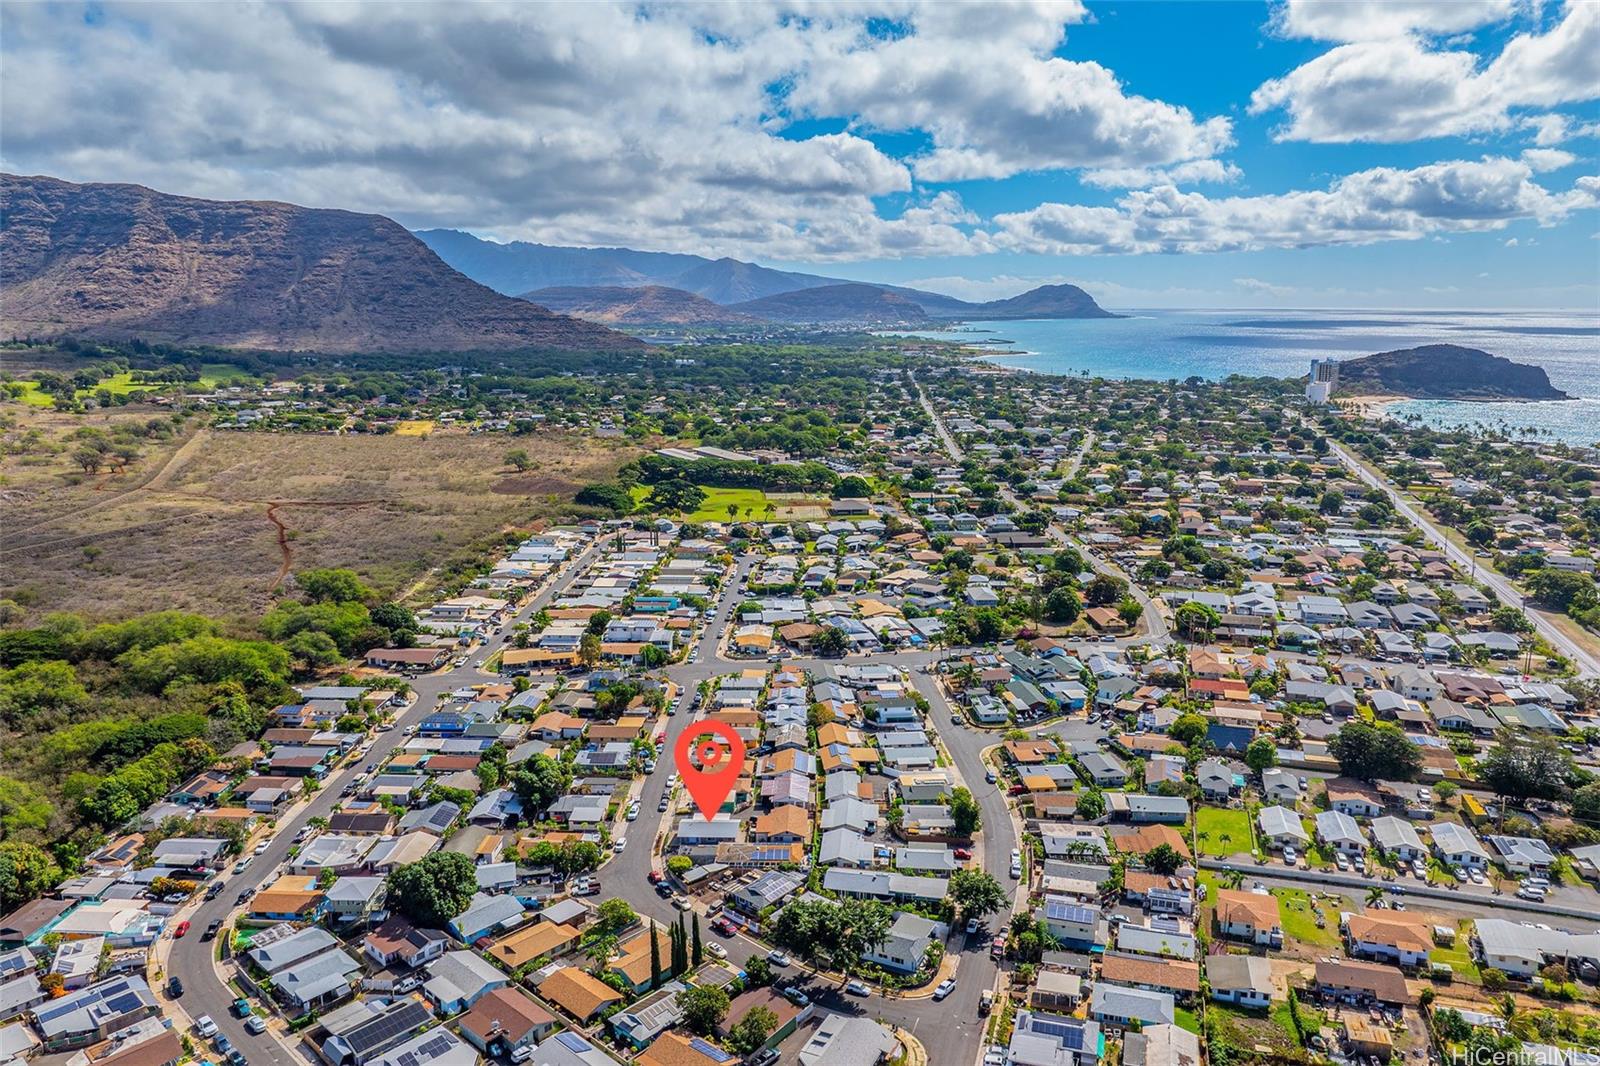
<box><xmin>4</xmin><ymin>361</ymin><xmax>1599</xmax><ymax>1066</ymax></box>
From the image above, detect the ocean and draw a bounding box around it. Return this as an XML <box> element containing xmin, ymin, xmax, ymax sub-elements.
<box><xmin>894</xmin><ymin>309</ymin><xmax>1600</xmax><ymax>448</ymax></box>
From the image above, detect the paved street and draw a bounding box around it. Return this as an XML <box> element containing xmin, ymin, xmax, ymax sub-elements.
<box><xmin>1330</xmin><ymin>439</ymin><xmax>1600</xmax><ymax>678</ymax></box>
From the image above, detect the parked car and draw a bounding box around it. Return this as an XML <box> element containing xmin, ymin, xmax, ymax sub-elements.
<box><xmin>1009</xmin><ymin>861</ymin><xmax>1022</xmax><ymax>880</ymax></box>
<box><xmin>845</xmin><ymin>979</ymin><xmax>871</xmax><ymax>996</ymax></box>
<box><xmin>232</xmin><ymin>998</ymin><xmax>253</xmax><ymax>1018</ymax></box>
<box><xmin>166</xmin><ymin>976</ymin><xmax>184</xmax><ymax>997</ymax></box>
<box><xmin>712</xmin><ymin>919</ymin><xmax>736</xmax><ymax>936</ymax></box>
<box><xmin>933</xmin><ymin>978</ymin><xmax>957</xmax><ymax>1000</ymax></box>
<box><xmin>767</xmin><ymin>950</ymin><xmax>790</xmax><ymax>966</ymax></box>
<box><xmin>173</xmin><ymin>920</ymin><xmax>190</xmax><ymax>938</ymax></box>
<box><xmin>233</xmin><ymin>858</ymin><xmax>252</xmax><ymax>874</ymax></box>
<box><xmin>953</xmin><ymin>847</ymin><xmax>972</xmax><ymax>860</ymax></box>
<box><xmin>965</xmin><ymin>917</ymin><xmax>980</xmax><ymax>935</ymax></box>
<box><xmin>253</xmin><ymin>840</ymin><xmax>270</xmax><ymax>856</ymax></box>
<box><xmin>985</xmin><ymin>769</ymin><xmax>998</xmax><ymax>784</ymax></box>
<box><xmin>980</xmin><ymin>989</ymin><xmax>995</xmax><ymax>1015</ymax></box>
<box><xmin>648</xmin><ymin>870</ymin><xmax>665</xmax><ymax>885</ymax></box>
<box><xmin>781</xmin><ymin>985</ymin><xmax>810</xmax><ymax>1007</ymax></box>
<box><xmin>747</xmin><ymin>1050</ymin><xmax>780</xmax><ymax>1066</ymax></box>
<box><xmin>706</xmin><ymin>943</ymin><xmax>727</xmax><ymax>960</ymax></box>
<box><xmin>227</xmin><ymin>1050</ymin><xmax>248</xmax><ymax>1066</ymax></box>
<box><xmin>205</xmin><ymin>880</ymin><xmax>226</xmax><ymax>899</ymax></box>
<box><xmin>194</xmin><ymin>1016</ymin><xmax>218</xmax><ymax>1038</ymax></box>
<box><xmin>203</xmin><ymin>920</ymin><xmax>222</xmax><ymax>941</ymax></box>
<box><xmin>244</xmin><ymin>1016</ymin><xmax>267</xmax><ymax>1035</ymax></box>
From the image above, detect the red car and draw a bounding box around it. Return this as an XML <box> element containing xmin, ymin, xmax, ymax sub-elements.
<box><xmin>648</xmin><ymin>870</ymin><xmax>665</xmax><ymax>885</ymax></box>
<box><xmin>1007</xmin><ymin>784</ymin><xmax>1027</xmax><ymax>796</ymax></box>
<box><xmin>953</xmin><ymin>848</ymin><xmax>973</xmax><ymax>860</ymax></box>
<box><xmin>173</xmin><ymin>920</ymin><xmax>190</xmax><ymax>938</ymax></box>
<box><xmin>711</xmin><ymin>919</ymin><xmax>736</xmax><ymax>937</ymax></box>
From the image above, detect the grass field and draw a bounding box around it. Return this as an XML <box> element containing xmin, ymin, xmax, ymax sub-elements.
<box><xmin>1272</xmin><ymin>888</ymin><xmax>1340</xmax><ymax>947</ymax></box>
<box><xmin>2</xmin><ymin>406</ymin><xmax>640</xmax><ymax>619</ymax></box>
<box><xmin>1196</xmin><ymin>806</ymin><xmax>1254</xmax><ymax>857</ymax></box>
<box><xmin>629</xmin><ymin>484</ymin><xmax>828</xmax><ymax>522</ymax></box>
<box><xmin>394</xmin><ymin>420</ymin><xmax>435</xmax><ymax>436</ymax></box>
<box><xmin>5</xmin><ymin>363</ymin><xmax>256</xmax><ymax>406</ymax></box>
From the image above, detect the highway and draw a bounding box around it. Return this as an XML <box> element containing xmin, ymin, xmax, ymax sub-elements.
<box><xmin>1329</xmin><ymin>440</ymin><xmax>1600</xmax><ymax>678</ymax></box>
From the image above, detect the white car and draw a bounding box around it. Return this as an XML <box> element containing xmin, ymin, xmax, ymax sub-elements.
<box><xmin>705</xmin><ymin>943</ymin><xmax>727</xmax><ymax>960</ymax></box>
<box><xmin>985</xmin><ymin>1049</ymin><xmax>1005</xmax><ymax>1066</ymax></box>
<box><xmin>966</xmin><ymin>917</ymin><xmax>980</xmax><ymax>935</ymax></box>
<box><xmin>613</xmin><ymin>838</ymin><xmax>627</xmax><ymax>852</ymax></box>
<box><xmin>1282</xmin><ymin>847</ymin><xmax>1297</xmax><ymax>866</ymax></box>
<box><xmin>846</xmin><ymin>979</ymin><xmax>872</xmax><ymax>996</ymax></box>
<box><xmin>1468</xmin><ymin>867</ymin><xmax>1486</xmax><ymax>884</ymax></box>
<box><xmin>933</xmin><ymin>978</ymin><xmax>957</xmax><ymax>1000</ymax></box>
<box><xmin>1009</xmin><ymin>849</ymin><xmax>1021</xmax><ymax>865</ymax></box>
<box><xmin>1009</xmin><ymin>862</ymin><xmax>1022</xmax><ymax>880</ymax></box>
<box><xmin>1334</xmin><ymin>852</ymin><xmax>1351</xmax><ymax>871</ymax></box>
<box><xmin>244</xmin><ymin>1016</ymin><xmax>267</xmax><ymax>1035</ymax></box>
<box><xmin>253</xmin><ymin>840</ymin><xmax>271</xmax><ymax>856</ymax></box>
<box><xmin>767</xmin><ymin>950</ymin><xmax>790</xmax><ymax>966</ymax></box>
<box><xmin>194</xmin><ymin>1016</ymin><xmax>218</xmax><ymax>1039</ymax></box>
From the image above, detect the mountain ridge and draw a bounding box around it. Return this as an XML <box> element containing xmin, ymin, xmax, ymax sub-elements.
<box><xmin>0</xmin><ymin>175</ymin><xmax>645</xmax><ymax>354</ymax></box>
<box><xmin>422</xmin><ymin>228</ymin><xmax>1118</xmax><ymax>324</ymax></box>
<box><xmin>521</xmin><ymin>284</ymin><xmax>765</xmax><ymax>325</ymax></box>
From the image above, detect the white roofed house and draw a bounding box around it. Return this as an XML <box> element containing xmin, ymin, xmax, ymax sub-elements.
<box><xmin>1370</xmin><ymin>817</ymin><xmax>1426</xmax><ymax>863</ymax></box>
<box><xmin>1431</xmin><ymin>822</ymin><xmax>1490</xmax><ymax>870</ymax></box>
<box><xmin>1315</xmin><ymin>810</ymin><xmax>1367</xmax><ymax>856</ymax></box>
<box><xmin>1257</xmin><ymin>805</ymin><xmax>1309</xmax><ymax>852</ymax></box>
<box><xmin>423</xmin><ymin>950</ymin><xmax>508</xmax><ymax>1016</ymax></box>
<box><xmin>862</xmin><ymin>912</ymin><xmax>948</xmax><ymax>974</ymax></box>
<box><xmin>1207</xmin><ymin>955</ymin><xmax>1273</xmax><ymax>1009</ymax></box>
<box><xmin>1261</xmin><ymin>769</ymin><xmax>1302</xmax><ymax>806</ymax></box>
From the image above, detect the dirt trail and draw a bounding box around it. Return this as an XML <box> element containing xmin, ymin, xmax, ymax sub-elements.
<box><xmin>265</xmin><ymin>503</ymin><xmax>294</xmax><ymax>591</ymax></box>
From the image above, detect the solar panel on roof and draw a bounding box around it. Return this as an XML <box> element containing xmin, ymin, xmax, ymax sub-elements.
<box><xmin>690</xmin><ymin>1036</ymin><xmax>732</xmax><ymax>1060</ymax></box>
<box><xmin>555</xmin><ymin>1031</ymin><xmax>592</xmax><ymax>1051</ymax></box>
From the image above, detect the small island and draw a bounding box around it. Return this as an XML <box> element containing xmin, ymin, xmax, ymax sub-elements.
<box><xmin>1329</xmin><ymin>343</ymin><xmax>1571</xmax><ymax>401</ymax></box>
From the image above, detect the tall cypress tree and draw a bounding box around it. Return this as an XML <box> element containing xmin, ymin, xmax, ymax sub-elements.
<box><xmin>650</xmin><ymin>922</ymin><xmax>662</xmax><ymax>989</ymax></box>
<box><xmin>691</xmin><ymin>913</ymin><xmax>703</xmax><ymax>967</ymax></box>
<box><xmin>676</xmin><ymin>913</ymin><xmax>690</xmax><ymax>973</ymax></box>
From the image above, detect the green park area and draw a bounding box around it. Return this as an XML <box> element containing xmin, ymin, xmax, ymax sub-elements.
<box><xmin>5</xmin><ymin>363</ymin><xmax>256</xmax><ymax>407</ymax></box>
<box><xmin>629</xmin><ymin>484</ymin><xmax>827</xmax><ymax>522</ymax></box>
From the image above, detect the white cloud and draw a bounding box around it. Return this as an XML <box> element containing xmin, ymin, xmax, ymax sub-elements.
<box><xmin>993</xmin><ymin>156</ymin><xmax>1598</xmax><ymax>255</ymax></box>
<box><xmin>1521</xmin><ymin>113</ymin><xmax>1600</xmax><ymax>145</ymax></box>
<box><xmin>1251</xmin><ymin>0</ymin><xmax>1600</xmax><ymax>143</ymax></box>
<box><xmin>1268</xmin><ymin>0</ymin><xmax>1514</xmax><ymax>43</ymax></box>
<box><xmin>0</xmin><ymin>0</ymin><xmax>1237</xmax><ymax>262</ymax></box>
<box><xmin>1081</xmin><ymin>159</ymin><xmax>1244</xmax><ymax>189</ymax></box>
<box><xmin>1234</xmin><ymin>277</ymin><xmax>1294</xmax><ymax>295</ymax></box>
<box><xmin>1521</xmin><ymin>148</ymin><xmax>1579</xmax><ymax>172</ymax></box>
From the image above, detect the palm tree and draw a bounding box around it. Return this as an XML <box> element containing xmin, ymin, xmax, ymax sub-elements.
<box><xmin>763</xmin><ymin>502</ymin><xmax>776</xmax><ymax>521</ymax></box>
<box><xmin>726</xmin><ymin>503</ymin><xmax>739</xmax><ymax>524</ymax></box>
<box><xmin>587</xmin><ymin>934</ymin><xmax>619</xmax><ymax>965</ymax></box>
<box><xmin>1221</xmin><ymin>869</ymin><xmax>1245</xmax><ymax>890</ymax></box>
<box><xmin>1365</xmin><ymin>886</ymin><xmax>1385</xmax><ymax>907</ymax></box>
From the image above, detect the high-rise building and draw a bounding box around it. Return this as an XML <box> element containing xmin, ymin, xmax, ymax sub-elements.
<box><xmin>1306</xmin><ymin>358</ymin><xmax>1339</xmax><ymax>404</ymax></box>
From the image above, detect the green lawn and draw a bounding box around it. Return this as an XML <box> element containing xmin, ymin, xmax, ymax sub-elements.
<box><xmin>1271</xmin><ymin>888</ymin><xmax>1340</xmax><ymax>947</ymax></box>
<box><xmin>1196</xmin><ymin>806</ymin><xmax>1253</xmax><ymax>857</ymax></box>
<box><xmin>7</xmin><ymin>381</ymin><xmax>54</xmax><ymax>407</ymax></box>
<box><xmin>630</xmin><ymin>484</ymin><xmax>828</xmax><ymax>523</ymax></box>
<box><xmin>1430</xmin><ymin>922</ymin><xmax>1481</xmax><ymax>983</ymax></box>
<box><xmin>199</xmin><ymin>362</ymin><xmax>256</xmax><ymax>386</ymax></box>
<box><xmin>1173</xmin><ymin>1007</ymin><xmax>1202</xmax><ymax>1034</ymax></box>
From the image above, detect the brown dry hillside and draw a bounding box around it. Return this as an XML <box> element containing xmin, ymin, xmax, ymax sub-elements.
<box><xmin>0</xmin><ymin>173</ymin><xmax>645</xmax><ymax>354</ymax></box>
<box><xmin>519</xmin><ymin>284</ymin><xmax>765</xmax><ymax>325</ymax></box>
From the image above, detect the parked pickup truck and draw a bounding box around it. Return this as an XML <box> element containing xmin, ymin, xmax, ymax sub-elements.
<box><xmin>232</xmin><ymin>998</ymin><xmax>253</xmax><ymax>1019</ymax></box>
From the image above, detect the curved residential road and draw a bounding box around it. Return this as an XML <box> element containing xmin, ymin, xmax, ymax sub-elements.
<box><xmin>1329</xmin><ymin>440</ymin><xmax>1600</xmax><ymax>678</ymax></box>
<box><xmin>166</xmin><ymin>534</ymin><xmax>618</xmax><ymax>1064</ymax></box>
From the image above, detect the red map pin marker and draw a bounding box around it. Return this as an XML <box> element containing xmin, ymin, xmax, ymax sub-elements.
<box><xmin>673</xmin><ymin>720</ymin><xmax>746</xmax><ymax>822</ymax></box>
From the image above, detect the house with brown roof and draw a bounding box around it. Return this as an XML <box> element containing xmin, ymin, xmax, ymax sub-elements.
<box><xmin>1313</xmin><ymin>959</ymin><xmax>1411</xmax><ymax>1006</ymax></box>
<box><xmin>1345</xmin><ymin>914</ymin><xmax>1432</xmax><ymax>968</ymax></box>
<box><xmin>457</xmin><ymin>986</ymin><xmax>557</xmax><ymax>1058</ymax></box>
<box><xmin>1117</xmin><ymin>825</ymin><xmax>1191</xmax><ymax>860</ymax></box>
<box><xmin>639</xmin><ymin>1031</ymin><xmax>739</xmax><ymax>1066</ymax></box>
<box><xmin>751</xmin><ymin>806</ymin><xmax>812</xmax><ymax>844</ymax></box>
<box><xmin>608</xmin><ymin>924</ymin><xmax>672</xmax><ymax>995</ymax></box>
<box><xmin>484</xmin><ymin>922</ymin><xmax>581</xmax><ymax>970</ymax></box>
<box><xmin>1004</xmin><ymin>739</ymin><xmax>1059</xmax><ymax>766</ymax></box>
<box><xmin>1100</xmin><ymin>952</ymin><xmax>1200</xmax><ymax>1001</ymax></box>
<box><xmin>1213</xmin><ymin>890</ymin><xmax>1283</xmax><ymax>948</ymax></box>
<box><xmin>537</xmin><ymin>965</ymin><xmax>624</xmax><ymax>1023</ymax></box>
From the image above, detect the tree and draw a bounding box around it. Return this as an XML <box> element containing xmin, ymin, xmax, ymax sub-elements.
<box><xmin>646</xmin><ymin>478</ymin><xmax>706</xmax><ymax>516</ymax></box>
<box><xmin>650</xmin><ymin>922</ymin><xmax>662</xmax><ymax>990</ymax></box>
<box><xmin>1168</xmin><ymin>713</ymin><xmax>1209</xmax><ymax>747</ymax></box>
<box><xmin>575</xmin><ymin>482</ymin><xmax>634</xmax><ymax>515</ymax></box>
<box><xmin>1329</xmin><ymin>721</ymin><xmax>1422</xmax><ymax>782</ymax></box>
<box><xmin>729</xmin><ymin>1005</ymin><xmax>779</xmax><ymax>1054</ymax></box>
<box><xmin>1044</xmin><ymin>587</ymin><xmax>1081</xmax><ymax>624</ymax></box>
<box><xmin>1477</xmin><ymin>733</ymin><xmax>1572</xmax><ymax>805</ymax></box>
<box><xmin>1076</xmin><ymin>788</ymin><xmax>1106</xmax><ymax>820</ymax></box>
<box><xmin>595</xmin><ymin>898</ymin><xmax>636</xmax><ymax>936</ymax></box>
<box><xmin>1144</xmin><ymin>843</ymin><xmax>1183</xmax><ymax>876</ymax></box>
<box><xmin>0</xmin><ymin>842</ymin><xmax>62</xmax><ymax>910</ymax></box>
<box><xmin>948</xmin><ymin>869</ymin><xmax>1006</xmax><ymax>921</ymax></box>
<box><xmin>296</xmin><ymin>568</ymin><xmax>373</xmax><ymax>604</ymax></box>
<box><xmin>510</xmin><ymin>754</ymin><xmax>572</xmax><ymax>814</ymax></box>
<box><xmin>679</xmin><ymin>984</ymin><xmax>729</xmax><ymax>1036</ymax></box>
<box><xmin>1573</xmin><ymin>781</ymin><xmax>1600</xmax><ymax>826</ymax></box>
<box><xmin>505</xmin><ymin>448</ymin><xmax>532</xmax><ymax>472</ymax></box>
<box><xmin>813</xmin><ymin>626</ymin><xmax>850</xmax><ymax>657</ymax></box>
<box><xmin>386</xmin><ymin>852</ymin><xmax>477</xmax><ymax>927</ymax></box>
<box><xmin>950</xmin><ymin>785</ymin><xmax>982</xmax><ymax>836</ymax></box>
<box><xmin>578</xmin><ymin>632</ymin><xmax>602</xmax><ymax>667</ymax></box>
<box><xmin>741</xmin><ymin>954</ymin><xmax>773</xmax><ymax>988</ymax></box>
<box><xmin>1244</xmin><ymin>737</ymin><xmax>1278</xmax><ymax>774</ymax></box>
<box><xmin>833</xmin><ymin>475</ymin><xmax>872</xmax><ymax>499</ymax></box>
<box><xmin>1174</xmin><ymin>601</ymin><xmax>1220</xmax><ymax>640</ymax></box>
<box><xmin>691</xmin><ymin>913</ymin><xmax>703</xmax><ymax>967</ymax></box>
<box><xmin>1526</xmin><ymin>569</ymin><xmax>1598</xmax><ymax>613</ymax></box>
<box><xmin>1491</xmin><ymin>606</ymin><xmax>1534</xmax><ymax>634</ymax></box>
<box><xmin>1084</xmin><ymin>574</ymin><xmax>1127</xmax><ymax>607</ymax></box>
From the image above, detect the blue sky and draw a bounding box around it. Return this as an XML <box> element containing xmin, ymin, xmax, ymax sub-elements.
<box><xmin>2</xmin><ymin>0</ymin><xmax>1596</xmax><ymax>309</ymax></box>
